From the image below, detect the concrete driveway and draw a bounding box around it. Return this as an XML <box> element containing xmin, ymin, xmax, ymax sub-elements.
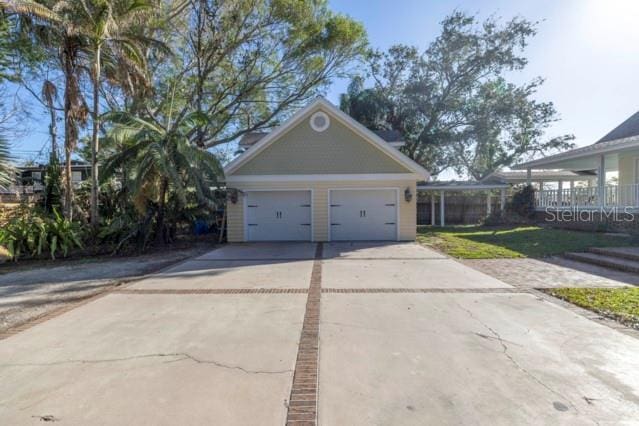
<box><xmin>0</xmin><ymin>242</ymin><xmax>638</xmax><ymax>425</ymax></box>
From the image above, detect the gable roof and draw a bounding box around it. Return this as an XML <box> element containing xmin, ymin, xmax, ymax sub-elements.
<box><xmin>224</xmin><ymin>98</ymin><xmax>429</xmax><ymax>178</ymax></box>
<box><xmin>597</xmin><ymin>110</ymin><xmax>639</xmax><ymax>143</ymax></box>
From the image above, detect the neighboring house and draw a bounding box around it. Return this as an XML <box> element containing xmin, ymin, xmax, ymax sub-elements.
<box><xmin>224</xmin><ymin>97</ymin><xmax>429</xmax><ymax>242</ymax></box>
<box><xmin>513</xmin><ymin>110</ymin><xmax>639</xmax><ymax>209</ymax></box>
<box><xmin>0</xmin><ymin>161</ymin><xmax>91</xmax><ymax>196</ymax></box>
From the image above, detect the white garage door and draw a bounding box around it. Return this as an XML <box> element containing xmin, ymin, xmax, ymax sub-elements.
<box><xmin>330</xmin><ymin>189</ymin><xmax>398</xmax><ymax>241</ymax></box>
<box><xmin>246</xmin><ymin>191</ymin><xmax>312</xmax><ymax>241</ymax></box>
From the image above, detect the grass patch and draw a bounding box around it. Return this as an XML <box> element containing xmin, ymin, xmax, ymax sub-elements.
<box><xmin>545</xmin><ymin>287</ymin><xmax>639</xmax><ymax>330</ymax></box>
<box><xmin>417</xmin><ymin>225</ymin><xmax>636</xmax><ymax>259</ymax></box>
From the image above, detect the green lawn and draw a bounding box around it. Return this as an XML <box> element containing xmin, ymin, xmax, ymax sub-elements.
<box><xmin>545</xmin><ymin>288</ymin><xmax>639</xmax><ymax>330</ymax></box>
<box><xmin>417</xmin><ymin>225</ymin><xmax>636</xmax><ymax>259</ymax></box>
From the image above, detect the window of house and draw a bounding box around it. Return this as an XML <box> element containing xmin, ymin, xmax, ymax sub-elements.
<box><xmin>72</xmin><ymin>171</ymin><xmax>83</xmax><ymax>182</ymax></box>
<box><xmin>32</xmin><ymin>172</ymin><xmax>42</xmax><ymax>180</ymax></box>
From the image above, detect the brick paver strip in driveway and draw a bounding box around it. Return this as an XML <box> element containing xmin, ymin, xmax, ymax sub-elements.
<box><xmin>117</xmin><ymin>288</ymin><xmax>309</xmax><ymax>294</ymax></box>
<box><xmin>285</xmin><ymin>243</ymin><xmax>323</xmax><ymax>425</ymax></box>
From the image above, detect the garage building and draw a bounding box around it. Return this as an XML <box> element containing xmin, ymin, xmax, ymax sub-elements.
<box><xmin>224</xmin><ymin>98</ymin><xmax>430</xmax><ymax>242</ymax></box>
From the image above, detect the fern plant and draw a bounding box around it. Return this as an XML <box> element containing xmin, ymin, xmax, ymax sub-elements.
<box><xmin>0</xmin><ymin>209</ymin><xmax>84</xmax><ymax>261</ymax></box>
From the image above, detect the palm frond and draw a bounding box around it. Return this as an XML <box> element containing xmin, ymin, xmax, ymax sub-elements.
<box><xmin>0</xmin><ymin>0</ymin><xmax>62</xmax><ymax>24</ymax></box>
<box><xmin>0</xmin><ymin>133</ymin><xmax>16</xmax><ymax>188</ymax></box>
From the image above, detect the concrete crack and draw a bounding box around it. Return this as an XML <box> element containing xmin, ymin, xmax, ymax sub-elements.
<box><xmin>0</xmin><ymin>353</ymin><xmax>292</xmax><ymax>375</ymax></box>
<box><xmin>457</xmin><ymin>302</ymin><xmax>579</xmax><ymax>414</ymax></box>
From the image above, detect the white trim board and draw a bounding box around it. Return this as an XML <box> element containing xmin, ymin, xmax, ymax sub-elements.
<box><xmin>224</xmin><ymin>97</ymin><xmax>429</xmax><ymax>179</ymax></box>
<box><xmin>227</xmin><ymin>173</ymin><xmax>419</xmax><ymax>183</ymax></box>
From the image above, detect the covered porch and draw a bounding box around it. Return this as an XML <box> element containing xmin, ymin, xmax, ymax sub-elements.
<box><xmin>512</xmin><ymin>136</ymin><xmax>639</xmax><ymax>210</ymax></box>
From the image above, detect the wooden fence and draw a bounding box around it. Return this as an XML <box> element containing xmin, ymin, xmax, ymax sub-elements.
<box><xmin>417</xmin><ymin>192</ymin><xmax>512</xmax><ymax>225</ymax></box>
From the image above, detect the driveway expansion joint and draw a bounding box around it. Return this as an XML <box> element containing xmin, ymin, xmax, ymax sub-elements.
<box><xmin>322</xmin><ymin>288</ymin><xmax>523</xmax><ymax>293</ymax></box>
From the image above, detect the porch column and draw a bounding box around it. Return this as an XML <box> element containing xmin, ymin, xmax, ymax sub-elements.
<box><xmin>500</xmin><ymin>188</ymin><xmax>506</xmax><ymax>212</ymax></box>
<box><xmin>440</xmin><ymin>191</ymin><xmax>445</xmax><ymax>227</ymax></box>
<box><xmin>430</xmin><ymin>193</ymin><xmax>435</xmax><ymax>226</ymax></box>
<box><xmin>598</xmin><ymin>155</ymin><xmax>605</xmax><ymax>207</ymax></box>
<box><xmin>526</xmin><ymin>168</ymin><xmax>532</xmax><ymax>186</ymax></box>
<box><xmin>486</xmin><ymin>191</ymin><xmax>492</xmax><ymax>215</ymax></box>
<box><xmin>557</xmin><ymin>180</ymin><xmax>563</xmax><ymax>206</ymax></box>
<box><xmin>538</xmin><ymin>181</ymin><xmax>544</xmax><ymax>191</ymax></box>
<box><xmin>570</xmin><ymin>181</ymin><xmax>575</xmax><ymax>207</ymax></box>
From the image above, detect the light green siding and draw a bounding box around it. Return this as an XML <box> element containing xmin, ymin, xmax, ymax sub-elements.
<box><xmin>233</xmin><ymin>109</ymin><xmax>411</xmax><ymax>175</ymax></box>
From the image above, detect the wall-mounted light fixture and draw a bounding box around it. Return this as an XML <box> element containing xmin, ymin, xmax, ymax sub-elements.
<box><xmin>227</xmin><ymin>188</ymin><xmax>239</xmax><ymax>204</ymax></box>
<box><xmin>404</xmin><ymin>187</ymin><xmax>413</xmax><ymax>203</ymax></box>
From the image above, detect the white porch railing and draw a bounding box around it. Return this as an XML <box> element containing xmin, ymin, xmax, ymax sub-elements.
<box><xmin>535</xmin><ymin>184</ymin><xmax>639</xmax><ymax>208</ymax></box>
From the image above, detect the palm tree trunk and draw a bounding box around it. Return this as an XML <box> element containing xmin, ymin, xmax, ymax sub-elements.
<box><xmin>90</xmin><ymin>44</ymin><xmax>101</xmax><ymax>228</ymax></box>
<box><xmin>48</xmin><ymin>105</ymin><xmax>57</xmax><ymax>159</ymax></box>
<box><xmin>155</xmin><ymin>178</ymin><xmax>168</xmax><ymax>245</ymax></box>
<box><xmin>63</xmin><ymin>60</ymin><xmax>74</xmax><ymax>220</ymax></box>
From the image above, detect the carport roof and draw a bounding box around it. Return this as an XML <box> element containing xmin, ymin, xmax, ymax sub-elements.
<box><xmin>417</xmin><ymin>180</ymin><xmax>509</xmax><ymax>191</ymax></box>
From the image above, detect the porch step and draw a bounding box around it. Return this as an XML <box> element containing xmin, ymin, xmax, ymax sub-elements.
<box><xmin>588</xmin><ymin>246</ymin><xmax>639</xmax><ymax>262</ymax></box>
<box><xmin>563</xmin><ymin>252</ymin><xmax>639</xmax><ymax>274</ymax></box>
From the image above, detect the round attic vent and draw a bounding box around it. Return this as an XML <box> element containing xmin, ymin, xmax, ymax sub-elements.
<box><xmin>310</xmin><ymin>111</ymin><xmax>330</xmax><ymax>132</ymax></box>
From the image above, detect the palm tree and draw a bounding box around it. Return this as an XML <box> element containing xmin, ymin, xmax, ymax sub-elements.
<box><xmin>102</xmin><ymin>111</ymin><xmax>223</xmax><ymax>244</ymax></box>
<box><xmin>1</xmin><ymin>0</ymin><xmax>155</xmax><ymax>223</ymax></box>
<box><xmin>1</xmin><ymin>0</ymin><xmax>89</xmax><ymax>219</ymax></box>
<box><xmin>72</xmin><ymin>0</ymin><xmax>154</xmax><ymax>228</ymax></box>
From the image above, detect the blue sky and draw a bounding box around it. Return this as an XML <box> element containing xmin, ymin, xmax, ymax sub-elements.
<box><xmin>10</xmin><ymin>0</ymin><xmax>639</xmax><ymax>170</ymax></box>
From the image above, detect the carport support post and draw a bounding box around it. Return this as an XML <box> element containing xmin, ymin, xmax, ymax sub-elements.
<box><xmin>430</xmin><ymin>193</ymin><xmax>436</xmax><ymax>226</ymax></box>
<box><xmin>526</xmin><ymin>168</ymin><xmax>532</xmax><ymax>186</ymax></box>
<box><xmin>500</xmin><ymin>188</ymin><xmax>506</xmax><ymax>212</ymax></box>
<box><xmin>440</xmin><ymin>191</ymin><xmax>445</xmax><ymax>227</ymax></box>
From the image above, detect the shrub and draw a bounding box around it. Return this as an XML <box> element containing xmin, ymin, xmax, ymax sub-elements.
<box><xmin>0</xmin><ymin>209</ymin><xmax>84</xmax><ymax>261</ymax></box>
<box><xmin>507</xmin><ymin>184</ymin><xmax>536</xmax><ymax>219</ymax></box>
<box><xmin>42</xmin><ymin>154</ymin><xmax>63</xmax><ymax>213</ymax></box>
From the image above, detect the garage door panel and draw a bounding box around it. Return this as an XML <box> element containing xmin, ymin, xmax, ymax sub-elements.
<box><xmin>246</xmin><ymin>191</ymin><xmax>312</xmax><ymax>241</ymax></box>
<box><xmin>330</xmin><ymin>189</ymin><xmax>397</xmax><ymax>241</ymax></box>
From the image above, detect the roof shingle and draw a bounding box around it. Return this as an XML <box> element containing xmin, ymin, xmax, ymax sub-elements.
<box><xmin>597</xmin><ymin>110</ymin><xmax>639</xmax><ymax>143</ymax></box>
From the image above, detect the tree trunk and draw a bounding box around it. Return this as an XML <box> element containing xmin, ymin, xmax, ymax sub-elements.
<box><xmin>155</xmin><ymin>178</ymin><xmax>169</xmax><ymax>245</ymax></box>
<box><xmin>90</xmin><ymin>44</ymin><xmax>101</xmax><ymax>228</ymax></box>
<box><xmin>63</xmin><ymin>59</ymin><xmax>74</xmax><ymax>220</ymax></box>
<box><xmin>48</xmin><ymin>104</ymin><xmax>57</xmax><ymax>159</ymax></box>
